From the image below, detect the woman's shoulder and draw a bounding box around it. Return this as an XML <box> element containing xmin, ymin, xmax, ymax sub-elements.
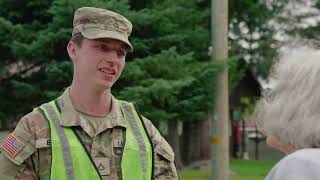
<box><xmin>285</xmin><ymin>148</ymin><xmax>320</xmax><ymax>162</ymax></box>
<box><xmin>266</xmin><ymin>148</ymin><xmax>320</xmax><ymax>180</ymax></box>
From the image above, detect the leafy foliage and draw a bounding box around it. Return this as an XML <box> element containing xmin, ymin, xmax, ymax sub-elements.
<box><xmin>0</xmin><ymin>0</ymin><xmax>285</xmax><ymax>127</ymax></box>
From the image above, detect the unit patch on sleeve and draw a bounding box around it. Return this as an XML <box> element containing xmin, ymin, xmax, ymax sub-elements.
<box><xmin>0</xmin><ymin>134</ymin><xmax>25</xmax><ymax>157</ymax></box>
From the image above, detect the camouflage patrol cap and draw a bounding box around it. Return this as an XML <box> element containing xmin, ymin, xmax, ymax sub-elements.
<box><xmin>73</xmin><ymin>7</ymin><xmax>133</xmax><ymax>52</ymax></box>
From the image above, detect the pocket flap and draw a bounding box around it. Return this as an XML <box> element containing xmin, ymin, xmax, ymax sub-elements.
<box><xmin>155</xmin><ymin>138</ymin><xmax>174</xmax><ymax>162</ymax></box>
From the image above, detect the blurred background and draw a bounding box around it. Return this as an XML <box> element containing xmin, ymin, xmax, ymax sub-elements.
<box><xmin>0</xmin><ymin>0</ymin><xmax>319</xmax><ymax>179</ymax></box>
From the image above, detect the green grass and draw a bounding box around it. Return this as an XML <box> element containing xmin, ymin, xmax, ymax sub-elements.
<box><xmin>179</xmin><ymin>160</ymin><xmax>277</xmax><ymax>180</ymax></box>
<box><xmin>229</xmin><ymin>160</ymin><xmax>276</xmax><ymax>180</ymax></box>
<box><xmin>179</xmin><ymin>169</ymin><xmax>209</xmax><ymax>180</ymax></box>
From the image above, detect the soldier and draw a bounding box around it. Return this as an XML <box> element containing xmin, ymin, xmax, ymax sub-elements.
<box><xmin>0</xmin><ymin>7</ymin><xmax>178</xmax><ymax>180</ymax></box>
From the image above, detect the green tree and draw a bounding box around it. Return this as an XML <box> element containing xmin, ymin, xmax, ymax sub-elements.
<box><xmin>0</xmin><ymin>0</ymin><xmax>220</xmax><ymax>166</ymax></box>
<box><xmin>0</xmin><ymin>0</ymin><xmax>287</xmax><ymax>166</ymax></box>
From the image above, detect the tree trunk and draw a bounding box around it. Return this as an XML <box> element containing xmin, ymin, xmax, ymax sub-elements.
<box><xmin>184</xmin><ymin>121</ymin><xmax>201</xmax><ymax>165</ymax></box>
<box><xmin>200</xmin><ymin>115</ymin><xmax>210</xmax><ymax>160</ymax></box>
<box><xmin>167</xmin><ymin>121</ymin><xmax>183</xmax><ymax>169</ymax></box>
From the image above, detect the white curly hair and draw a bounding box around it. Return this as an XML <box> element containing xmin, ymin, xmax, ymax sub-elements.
<box><xmin>255</xmin><ymin>47</ymin><xmax>320</xmax><ymax>149</ymax></box>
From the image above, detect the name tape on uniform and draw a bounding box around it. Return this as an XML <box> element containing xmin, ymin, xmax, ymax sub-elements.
<box><xmin>36</xmin><ymin>139</ymin><xmax>51</xmax><ymax>148</ymax></box>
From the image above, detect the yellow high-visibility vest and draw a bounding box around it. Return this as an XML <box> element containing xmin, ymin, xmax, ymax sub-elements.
<box><xmin>38</xmin><ymin>99</ymin><xmax>153</xmax><ymax>180</ymax></box>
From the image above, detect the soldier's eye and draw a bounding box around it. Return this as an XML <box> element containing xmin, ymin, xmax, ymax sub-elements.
<box><xmin>117</xmin><ymin>49</ymin><xmax>126</xmax><ymax>57</ymax></box>
<box><xmin>96</xmin><ymin>44</ymin><xmax>110</xmax><ymax>51</ymax></box>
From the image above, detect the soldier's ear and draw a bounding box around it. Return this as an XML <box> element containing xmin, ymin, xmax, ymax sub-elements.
<box><xmin>67</xmin><ymin>41</ymin><xmax>78</xmax><ymax>63</ymax></box>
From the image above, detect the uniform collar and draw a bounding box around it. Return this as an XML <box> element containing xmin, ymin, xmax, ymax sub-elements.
<box><xmin>57</xmin><ymin>88</ymin><xmax>127</xmax><ymax>130</ymax></box>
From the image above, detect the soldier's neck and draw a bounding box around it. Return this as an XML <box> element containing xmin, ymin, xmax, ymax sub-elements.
<box><xmin>69</xmin><ymin>84</ymin><xmax>112</xmax><ymax>117</ymax></box>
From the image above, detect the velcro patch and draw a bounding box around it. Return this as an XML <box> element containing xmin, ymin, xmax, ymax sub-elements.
<box><xmin>112</xmin><ymin>139</ymin><xmax>123</xmax><ymax>148</ymax></box>
<box><xmin>94</xmin><ymin>158</ymin><xmax>110</xmax><ymax>176</ymax></box>
<box><xmin>0</xmin><ymin>134</ymin><xmax>25</xmax><ymax>157</ymax></box>
<box><xmin>36</xmin><ymin>139</ymin><xmax>51</xmax><ymax>148</ymax></box>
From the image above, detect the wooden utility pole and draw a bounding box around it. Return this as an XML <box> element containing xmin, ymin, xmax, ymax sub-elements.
<box><xmin>211</xmin><ymin>0</ymin><xmax>229</xmax><ymax>180</ymax></box>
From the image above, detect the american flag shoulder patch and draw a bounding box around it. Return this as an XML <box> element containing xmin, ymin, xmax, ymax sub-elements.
<box><xmin>0</xmin><ymin>134</ymin><xmax>25</xmax><ymax>157</ymax></box>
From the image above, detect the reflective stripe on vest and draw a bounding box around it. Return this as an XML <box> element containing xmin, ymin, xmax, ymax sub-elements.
<box><xmin>39</xmin><ymin>100</ymin><xmax>153</xmax><ymax>180</ymax></box>
<box><xmin>120</xmin><ymin>101</ymin><xmax>153</xmax><ymax>180</ymax></box>
<box><xmin>40</xmin><ymin>101</ymin><xmax>101</xmax><ymax>180</ymax></box>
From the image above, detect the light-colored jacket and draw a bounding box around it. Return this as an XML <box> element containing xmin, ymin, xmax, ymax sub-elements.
<box><xmin>266</xmin><ymin>148</ymin><xmax>320</xmax><ymax>180</ymax></box>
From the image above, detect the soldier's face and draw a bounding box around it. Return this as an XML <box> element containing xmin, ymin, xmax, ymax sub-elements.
<box><xmin>68</xmin><ymin>38</ymin><xmax>127</xmax><ymax>91</ymax></box>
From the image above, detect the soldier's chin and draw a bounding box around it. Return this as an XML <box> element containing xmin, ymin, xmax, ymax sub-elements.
<box><xmin>93</xmin><ymin>80</ymin><xmax>112</xmax><ymax>91</ymax></box>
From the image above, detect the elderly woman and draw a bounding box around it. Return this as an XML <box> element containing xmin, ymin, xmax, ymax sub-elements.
<box><xmin>255</xmin><ymin>48</ymin><xmax>320</xmax><ymax>180</ymax></box>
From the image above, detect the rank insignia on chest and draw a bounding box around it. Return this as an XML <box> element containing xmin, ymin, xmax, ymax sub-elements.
<box><xmin>94</xmin><ymin>158</ymin><xmax>110</xmax><ymax>176</ymax></box>
<box><xmin>0</xmin><ymin>134</ymin><xmax>25</xmax><ymax>157</ymax></box>
<box><xmin>113</xmin><ymin>139</ymin><xmax>123</xmax><ymax>156</ymax></box>
<box><xmin>112</xmin><ymin>139</ymin><xmax>123</xmax><ymax>148</ymax></box>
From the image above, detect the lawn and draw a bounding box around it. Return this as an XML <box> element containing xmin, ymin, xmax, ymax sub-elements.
<box><xmin>179</xmin><ymin>159</ymin><xmax>277</xmax><ymax>180</ymax></box>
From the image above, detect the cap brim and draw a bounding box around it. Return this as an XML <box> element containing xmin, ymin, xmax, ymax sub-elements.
<box><xmin>81</xmin><ymin>28</ymin><xmax>133</xmax><ymax>52</ymax></box>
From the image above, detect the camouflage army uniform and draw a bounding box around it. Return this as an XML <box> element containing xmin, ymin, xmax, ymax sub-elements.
<box><xmin>0</xmin><ymin>88</ymin><xmax>179</xmax><ymax>179</ymax></box>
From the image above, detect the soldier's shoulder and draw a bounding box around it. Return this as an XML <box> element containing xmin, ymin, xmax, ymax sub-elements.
<box><xmin>140</xmin><ymin>116</ymin><xmax>160</xmax><ymax>142</ymax></box>
<box><xmin>143</xmin><ymin>120</ymin><xmax>177</xmax><ymax>179</ymax></box>
<box><xmin>141</xmin><ymin>116</ymin><xmax>175</xmax><ymax>161</ymax></box>
<box><xmin>19</xmin><ymin>110</ymin><xmax>49</xmax><ymax>135</ymax></box>
<box><xmin>0</xmin><ymin>109</ymin><xmax>50</xmax><ymax>165</ymax></box>
<box><xmin>21</xmin><ymin>109</ymin><xmax>47</xmax><ymax>122</ymax></box>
